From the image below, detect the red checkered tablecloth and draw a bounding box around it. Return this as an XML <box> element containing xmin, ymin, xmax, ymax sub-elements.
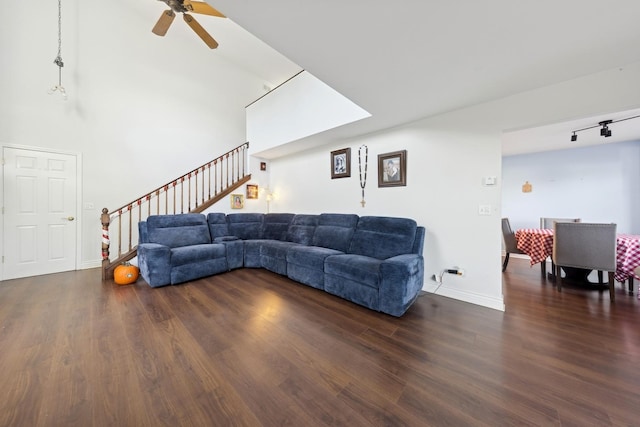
<box><xmin>515</xmin><ymin>229</ymin><xmax>640</xmax><ymax>286</ymax></box>
<box><xmin>515</xmin><ymin>228</ymin><xmax>554</xmax><ymax>266</ymax></box>
<box><xmin>614</xmin><ymin>234</ymin><xmax>640</xmax><ymax>283</ymax></box>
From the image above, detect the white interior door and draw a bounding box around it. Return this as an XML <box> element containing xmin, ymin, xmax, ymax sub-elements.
<box><xmin>2</xmin><ymin>147</ymin><xmax>77</xmax><ymax>280</ymax></box>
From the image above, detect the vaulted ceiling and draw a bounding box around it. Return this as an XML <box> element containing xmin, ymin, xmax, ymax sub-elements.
<box><xmin>174</xmin><ymin>1</ymin><xmax>640</xmax><ymax>154</ymax></box>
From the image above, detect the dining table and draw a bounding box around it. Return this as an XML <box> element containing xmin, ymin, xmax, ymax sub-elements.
<box><xmin>514</xmin><ymin>228</ymin><xmax>640</xmax><ymax>294</ymax></box>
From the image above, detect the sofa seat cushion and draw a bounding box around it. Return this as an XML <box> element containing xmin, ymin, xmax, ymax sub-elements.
<box><xmin>261</xmin><ymin>240</ymin><xmax>299</xmax><ymax>260</ymax></box>
<box><xmin>287</xmin><ymin>246</ymin><xmax>343</xmax><ymax>270</ymax></box>
<box><xmin>324</xmin><ymin>254</ymin><xmax>382</xmax><ymax>288</ymax></box>
<box><xmin>286</xmin><ymin>245</ymin><xmax>343</xmax><ymax>290</ymax></box>
<box><xmin>170</xmin><ymin>243</ymin><xmax>226</xmax><ymax>267</ymax></box>
<box><xmin>243</xmin><ymin>240</ymin><xmax>264</xmax><ymax>268</ymax></box>
<box><xmin>260</xmin><ymin>240</ymin><xmax>299</xmax><ymax>275</ymax></box>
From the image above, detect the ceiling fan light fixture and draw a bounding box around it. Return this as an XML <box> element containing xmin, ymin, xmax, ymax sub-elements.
<box><xmin>152</xmin><ymin>0</ymin><xmax>225</xmax><ymax>48</ymax></box>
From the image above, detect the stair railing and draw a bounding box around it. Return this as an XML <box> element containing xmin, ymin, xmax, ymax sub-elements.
<box><xmin>101</xmin><ymin>142</ymin><xmax>251</xmax><ymax>279</ymax></box>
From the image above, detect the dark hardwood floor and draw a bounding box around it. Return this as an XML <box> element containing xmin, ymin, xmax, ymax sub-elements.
<box><xmin>0</xmin><ymin>258</ymin><xmax>638</xmax><ymax>426</ymax></box>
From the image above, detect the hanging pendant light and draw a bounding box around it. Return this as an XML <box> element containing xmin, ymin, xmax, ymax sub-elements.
<box><xmin>48</xmin><ymin>0</ymin><xmax>67</xmax><ymax>100</ymax></box>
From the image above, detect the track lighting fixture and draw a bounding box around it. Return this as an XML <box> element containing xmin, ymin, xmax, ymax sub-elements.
<box><xmin>570</xmin><ymin>114</ymin><xmax>640</xmax><ymax>141</ymax></box>
<box><xmin>599</xmin><ymin>120</ymin><xmax>612</xmax><ymax>137</ymax></box>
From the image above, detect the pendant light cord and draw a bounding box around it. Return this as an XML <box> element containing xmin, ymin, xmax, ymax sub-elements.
<box><xmin>49</xmin><ymin>0</ymin><xmax>67</xmax><ymax>99</ymax></box>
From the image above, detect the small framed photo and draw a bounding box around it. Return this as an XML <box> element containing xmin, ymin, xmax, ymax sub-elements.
<box><xmin>230</xmin><ymin>194</ymin><xmax>244</xmax><ymax>209</ymax></box>
<box><xmin>260</xmin><ymin>162</ymin><xmax>267</xmax><ymax>171</ymax></box>
<box><xmin>378</xmin><ymin>150</ymin><xmax>407</xmax><ymax>187</ymax></box>
<box><xmin>246</xmin><ymin>184</ymin><xmax>258</xmax><ymax>199</ymax></box>
<box><xmin>331</xmin><ymin>148</ymin><xmax>351</xmax><ymax>179</ymax></box>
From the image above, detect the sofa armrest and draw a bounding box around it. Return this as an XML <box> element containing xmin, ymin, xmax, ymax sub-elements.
<box><xmin>137</xmin><ymin>243</ymin><xmax>172</xmax><ymax>287</ymax></box>
<box><xmin>379</xmin><ymin>254</ymin><xmax>424</xmax><ymax>317</ymax></box>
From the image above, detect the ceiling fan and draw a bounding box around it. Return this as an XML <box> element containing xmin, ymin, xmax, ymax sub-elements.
<box><xmin>152</xmin><ymin>0</ymin><xmax>226</xmax><ymax>49</ymax></box>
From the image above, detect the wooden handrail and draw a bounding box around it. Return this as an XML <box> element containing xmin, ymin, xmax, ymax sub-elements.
<box><xmin>101</xmin><ymin>142</ymin><xmax>250</xmax><ymax>279</ymax></box>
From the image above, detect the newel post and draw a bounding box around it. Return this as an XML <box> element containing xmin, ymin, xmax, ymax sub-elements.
<box><xmin>101</xmin><ymin>208</ymin><xmax>110</xmax><ymax>280</ymax></box>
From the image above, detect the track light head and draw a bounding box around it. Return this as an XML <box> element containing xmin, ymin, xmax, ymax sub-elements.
<box><xmin>571</xmin><ymin>132</ymin><xmax>577</xmax><ymax>142</ymax></box>
<box><xmin>599</xmin><ymin>120</ymin><xmax>612</xmax><ymax>137</ymax></box>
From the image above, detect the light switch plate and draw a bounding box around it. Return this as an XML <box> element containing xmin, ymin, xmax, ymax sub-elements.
<box><xmin>478</xmin><ymin>204</ymin><xmax>491</xmax><ymax>215</ymax></box>
<box><xmin>483</xmin><ymin>176</ymin><xmax>497</xmax><ymax>186</ymax></box>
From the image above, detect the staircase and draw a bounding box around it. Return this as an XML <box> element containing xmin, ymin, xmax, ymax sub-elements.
<box><xmin>101</xmin><ymin>142</ymin><xmax>251</xmax><ymax>279</ymax></box>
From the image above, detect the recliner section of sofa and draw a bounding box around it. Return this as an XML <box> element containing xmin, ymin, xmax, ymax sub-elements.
<box><xmin>137</xmin><ymin>212</ymin><xmax>425</xmax><ymax>316</ymax></box>
<box><xmin>138</xmin><ymin>214</ymin><xmax>229</xmax><ymax>288</ymax></box>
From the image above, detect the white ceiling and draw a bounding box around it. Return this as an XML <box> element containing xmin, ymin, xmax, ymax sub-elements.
<box><xmin>172</xmin><ymin>1</ymin><xmax>640</xmax><ymax>155</ymax></box>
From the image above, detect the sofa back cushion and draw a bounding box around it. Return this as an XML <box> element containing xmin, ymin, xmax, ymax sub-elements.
<box><xmin>206</xmin><ymin>213</ymin><xmax>230</xmax><ymax>239</ymax></box>
<box><xmin>146</xmin><ymin>214</ymin><xmax>211</xmax><ymax>248</ymax></box>
<box><xmin>262</xmin><ymin>213</ymin><xmax>295</xmax><ymax>240</ymax></box>
<box><xmin>286</xmin><ymin>214</ymin><xmax>319</xmax><ymax>245</ymax></box>
<box><xmin>312</xmin><ymin>213</ymin><xmax>359</xmax><ymax>252</ymax></box>
<box><xmin>349</xmin><ymin>216</ymin><xmax>417</xmax><ymax>259</ymax></box>
<box><xmin>226</xmin><ymin>213</ymin><xmax>264</xmax><ymax>240</ymax></box>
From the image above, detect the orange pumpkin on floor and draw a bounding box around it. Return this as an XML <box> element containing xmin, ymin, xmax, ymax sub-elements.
<box><xmin>114</xmin><ymin>262</ymin><xmax>139</xmax><ymax>285</ymax></box>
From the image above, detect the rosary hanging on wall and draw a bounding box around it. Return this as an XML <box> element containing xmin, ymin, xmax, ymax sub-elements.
<box><xmin>48</xmin><ymin>0</ymin><xmax>67</xmax><ymax>100</ymax></box>
<box><xmin>358</xmin><ymin>144</ymin><xmax>368</xmax><ymax>207</ymax></box>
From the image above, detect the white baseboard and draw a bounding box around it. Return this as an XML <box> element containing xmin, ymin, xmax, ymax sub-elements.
<box><xmin>422</xmin><ymin>283</ymin><xmax>505</xmax><ymax>312</ymax></box>
<box><xmin>80</xmin><ymin>260</ymin><xmax>102</xmax><ymax>270</ymax></box>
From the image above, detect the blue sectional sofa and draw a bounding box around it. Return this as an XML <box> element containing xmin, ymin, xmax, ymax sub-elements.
<box><xmin>137</xmin><ymin>212</ymin><xmax>425</xmax><ymax>317</ymax></box>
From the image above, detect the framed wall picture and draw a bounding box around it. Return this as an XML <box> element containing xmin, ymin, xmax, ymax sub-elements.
<box><xmin>378</xmin><ymin>150</ymin><xmax>407</xmax><ymax>187</ymax></box>
<box><xmin>260</xmin><ymin>162</ymin><xmax>267</xmax><ymax>171</ymax></box>
<box><xmin>331</xmin><ymin>148</ymin><xmax>351</xmax><ymax>179</ymax></box>
<box><xmin>246</xmin><ymin>184</ymin><xmax>258</xmax><ymax>199</ymax></box>
<box><xmin>230</xmin><ymin>194</ymin><xmax>244</xmax><ymax>209</ymax></box>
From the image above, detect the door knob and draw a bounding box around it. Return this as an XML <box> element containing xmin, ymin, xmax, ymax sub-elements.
<box><xmin>63</xmin><ymin>216</ymin><xmax>75</xmax><ymax>221</ymax></box>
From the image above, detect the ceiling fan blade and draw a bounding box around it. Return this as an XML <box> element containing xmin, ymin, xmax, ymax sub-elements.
<box><xmin>183</xmin><ymin>14</ymin><xmax>219</xmax><ymax>49</ymax></box>
<box><xmin>152</xmin><ymin>10</ymin><xmax>176</xmax><ymax>36</ymax></box>
<box><xmin>184</xmin><ymin>0</ymin><xmax>226</xmax><ymax>17</ymax></box>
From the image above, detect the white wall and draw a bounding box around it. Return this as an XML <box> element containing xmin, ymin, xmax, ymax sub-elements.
<box><xmin>247</xmin><ymin>71</ymin><xmax>370</xmax><ymax>157</ymax></box>
<box><xmin>266</xmin><ymin>119</ymin><xmax>505</xmax><ymax>310</ymax></box>
<box><xmin>503</xmin><ymin>140</ymin><xmax>640</xmax><ymax>233</ymax></box>
<box><xmin>0</xmin><ymin>0</ymin><xmax>266</xmax><ymax>269</ymax></box>
<box><xmin>260</xmin><ymin>61</ymin><xmax>640</xmax><ymax>311</ymax></box>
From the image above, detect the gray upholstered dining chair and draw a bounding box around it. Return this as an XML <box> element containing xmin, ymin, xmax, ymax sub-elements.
<box><xmin>552</xmin><ymin>222</ymin><xmax>617</xmax><ymax>301</ymax></box>
<box><xmin>501</xmin><ymin>218</ymin><xmax>525</xmax><ymax>272</ymax></box>
<box><xmin>539</xmin><ymin>217</ymin><xmax>581</xmax><ymax>276</ymax></box>
<box><xmin>540</xmin><ymin>217</ymin><xmax>581</xmax><ymax>229</ymax></box>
